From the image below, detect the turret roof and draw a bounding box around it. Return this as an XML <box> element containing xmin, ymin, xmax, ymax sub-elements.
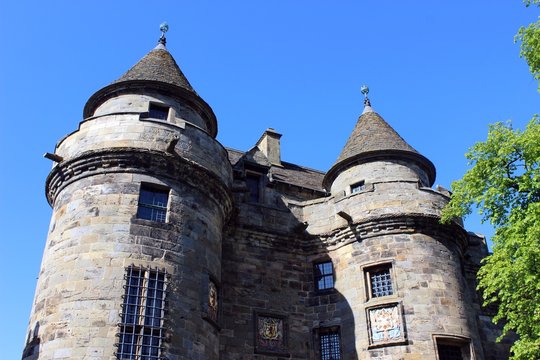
<box><xmin>112</xmin><ymin>43</ymin><xmax>195</xmax><ymax>93</ymax></box>
<box><xmin>323</xmin><ymin>102</ymin><xmax>436</xmax><ymax>189</ymax></box>
<box><xmin>335</xmin><ymin>110</ymin><xmax>418</xmax><ymax>163</ymax></box>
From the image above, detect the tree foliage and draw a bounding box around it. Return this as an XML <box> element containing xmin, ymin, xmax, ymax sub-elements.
<box><xmin>441</xmin><ymin>118</ymin><xmax>540</xmax><ymax>359</ymax></box>
<box><xmin>516</xmin><ymin>0</ymin><xmax>540</xmax><ymax>91</ymax></box>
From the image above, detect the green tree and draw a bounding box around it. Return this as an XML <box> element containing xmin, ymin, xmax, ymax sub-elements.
<box><xmin>517</xmin><ymin>0</ymin><xmax>540</xmax><ymax>91</ymax></box>
<box><xmin>442</xmin><ymin>3</ymin><xmax>540</xmax><ymax>358</ymax></box>
<box><xmin>441</xmin><ymin>118</ymin><xmax>540</xmax><ymax>359</ymax></box>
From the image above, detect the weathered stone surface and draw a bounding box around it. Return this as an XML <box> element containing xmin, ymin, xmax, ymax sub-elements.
<box><xmin>24</xmin><ymin>40</ymin><xmax>508</xmax><ymax>360</ymax></box>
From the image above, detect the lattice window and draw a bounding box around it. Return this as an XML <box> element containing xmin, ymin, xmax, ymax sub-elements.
<box><xmin>365</xmin><ymin>264</ymin><xmax>393</xmax><ymax>299</ymax></box>
<box><xmin>117</xmin><ymin>266</ymin><xmax>168</xmax><ymax>360</ymax></box>
<box><xmin>314</xmin><ymin>261</ymin><xmax>334</xmax><ymax>291</ymax></box>
<box><xmin>319</xmin><ymin>327</ymin><xmax>341</xmax><ymax>360</ymax></box>
<box><xmin>137</xmin><ymin>185</ymin><xmax>169</xmax><ymax>223</ymax></box>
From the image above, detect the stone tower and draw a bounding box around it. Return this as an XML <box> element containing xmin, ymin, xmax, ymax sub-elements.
<box><xmin>24</xmin><ymin>29</ymin><xmax>508</xmax><ymax>360</ymax></box>
<box><xmin>23</xmin><ymin>31</ymin><xmax>232</xmax><ymax>359</ymax></box>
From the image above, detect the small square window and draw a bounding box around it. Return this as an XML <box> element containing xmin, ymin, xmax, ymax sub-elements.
<box><xmin>351</xmin><ymin>180</ymin><xmax>365</xmax><ymax>194</ymax></box>
<box><xmin>137</xmin><ymin>185</ymin><xmax>169</xmax><ymax>223</ymax></box>
<box><xmin>319</xmin><ymin>327</ymin><xmax>341</xmax><ymax>360</ymax></box>
<box><xmin>245</xmin><ymin>173</ymin><xmax>261</xmax><ymax>203</ymax></box>
<box><xmin>314</xmin><ymin>261</ymin><xmax>334</xmax><ymax>292</ymax></box>
<box><xmin>365</xmin><ymin>264</ymin><xmax>394</xmax><ymax>299</ymax></box>
<box><xmin>148</xmin><ymin>103</ymin><xmax>169</xmax><ymax>120</ymax></box>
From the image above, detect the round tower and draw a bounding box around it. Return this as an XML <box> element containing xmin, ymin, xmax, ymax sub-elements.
<box><xmin>316</xmin><ymin>91</ymin><xmax>484</xmax><ymax>358</ymax></box>
<box><xmin>23</xmin><ymin>29</ymin><xmax>232</xmax><ymax>360</ymax></box>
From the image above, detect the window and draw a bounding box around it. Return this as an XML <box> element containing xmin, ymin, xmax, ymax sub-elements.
<box><xmin>437</xmin><ymin>344</ymin><xmax>464</xmax><ymax>360</ymax></box>
<box><xmin>314</xmin><ymin>261</ymin><xmax>334</xmax><ymax>292</ymax></box>
<box><xmin>319</xmin><ymin>327</ymin><xmax>341</xmax><ymax>360</ymax></box>
<box><xmin>245</xmin><ymin>173</ymin><xmax>261</xmax><ymax>203</ymax></box>
<box><xmin>137</xmin><ymin>185</ymin><xmax>169</xmax><ymax>223</ymax></box>
<box><xmin>148</xmin><ymin>103</ymin><xmax>169</xmax><ymax>120</ymax></box>
<box><xmin>434</xmin><ymin>336</ymin><xmax>471</xmax><ymax>360</ymax></box>
<box><xmin>350</xmin><ymin>180</ymin><xmax>365</xmax><ymax>194</ymax></box>
<box><xmin>117</xmin><ymin>266</ymin><xmax>168</xmax><ymax>360</ymax></box>
<box><xmin>365</xmin><ymin>264</ymin><xmax>394</xmax><ymax>299</ymax></box>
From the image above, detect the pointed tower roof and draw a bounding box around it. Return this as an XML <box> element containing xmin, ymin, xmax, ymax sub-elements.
<box><xmin>112</xmin><ymin>42</ymin><xmax>195</xmax><ymax>93</ymax></box>
<box><xmin>83</xmin><ymin>24</ymin><xmax>217</xmax><ymax>137</ymax></box>
<box><xmin>323</xmin><ymin>92</ymin><xmax>436</xmax><ymax>190</ymax></box>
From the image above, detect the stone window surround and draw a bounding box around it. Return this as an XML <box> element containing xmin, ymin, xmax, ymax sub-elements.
<box><xmin>350</xmin><ymin>180</ymin><xmax>365</xmax><ymax>194</ymax></box>
<box><xmin>362</xmin><ymin>259</ymin><xmax>397</xmax><ymax>302</ymax></box>
<box><xmin>140</xmin><ymin>101</ymin><xmax>173</xmax><ymax>122</ymax></box>
<box><xmin>433</xmin><ymin>334</ymin><xmax>474</xmax><ymax>360</ymax></box>
<box><xmin>136</xmin><ymin>182</ymin><xmax>171</xmax><ymax>223</ymax></box>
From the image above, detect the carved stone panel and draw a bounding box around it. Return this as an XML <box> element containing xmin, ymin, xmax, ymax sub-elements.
<box><xmin>254</xmin><ymin>312</ymin><xmax>288</xmax><ymax>355</ymax></box>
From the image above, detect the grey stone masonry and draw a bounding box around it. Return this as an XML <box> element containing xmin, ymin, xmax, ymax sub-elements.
<box><xmin>24</xmin><ymin>39</ymin><xmax>510</xmax><ymax>360</ymax></box>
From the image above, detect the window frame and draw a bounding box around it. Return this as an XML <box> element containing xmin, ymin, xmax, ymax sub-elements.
<box><xmin>146</xmin><ymin>102</ymin><xmax>170</xmax><ymax>121</ymax></box>
<box><xmin>116</xmin><ymin>265</ymin><xmax>168</xmax><ymax>360</ymax></box>
<box><xmin>363</xmin><ymin>261</ymin><xmax>395</xmax><ymax>301</ymax></box>
<box><xmin>433</xmin><ymin>335</ymin><xmax>473</xmax><ymax>360</ymax></box>
<box><xmin>313</xmin><ymin>260</ymin><xmax>335</xmax><ymax>293</ymax></box>
<box><xmin>136</xmin><ymin>183</ymin><xmax>170</xmax><ymax>223</ymax></box>
<box><xmin>318</xmin><ymin>326</ymin><xmax>342</xmax><ymax>360</ymax></box>
<box><xmin>350</xmin><ymin>180</ymin><xmax>365</xmax><ymax>194</ymax></box>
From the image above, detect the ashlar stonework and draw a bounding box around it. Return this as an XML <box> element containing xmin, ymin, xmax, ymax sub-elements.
<box><xmin>23</xmin><ymin>36</ymin><xmax>510</xmax><ymax>360</ymax></box>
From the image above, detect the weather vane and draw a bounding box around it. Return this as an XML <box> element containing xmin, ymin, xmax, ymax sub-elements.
<box><xmin>159</xmin><ymin>22</ymin><xmax>169</xmax><ymax>44</ymax></box>
<box><xmin>360</xmin><ymin>85</ymin><xmax>371</xmax><ymax>107</ymax></box>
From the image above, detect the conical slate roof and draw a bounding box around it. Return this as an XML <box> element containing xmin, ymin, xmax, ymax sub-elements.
<box><xmin>334</xmin><ymin>108</ymin><xmax>418</xmax><ymax>164</ymax></box>
<box><xmin>83</xmin><ymin>40</ymin><xmax>218</xmax><ymax>137</ymax></box>
<box><xmin>323</xmin><ymin>105</ymin><xmax>436</xmax><ymax>189</ymax></box>
<box><xmin>112</xmin><ymin>43</ymin><xmax>195</xmax><ymax>93</ymax></box>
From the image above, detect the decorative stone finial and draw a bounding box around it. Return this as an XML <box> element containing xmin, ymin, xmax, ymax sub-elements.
<box><xmin>361</xmin><ymin>85</ymin><xmax>371</xmax><ymax>107</ymax></box>
<box><xmin>159</xmin><ymin>22</ymin><xmax>169</xmax><ymax>45</ymax></box>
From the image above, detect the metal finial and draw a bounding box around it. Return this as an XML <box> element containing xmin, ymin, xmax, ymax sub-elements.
<box><xmin>361</xmin><ymin>85</ymin><xmax>371</xmax><ymax>107</ymax></box>
<box><xmin>159</xmin><ymin>22</ymin><xmax>169</xmax><ymax>45</ymax></box>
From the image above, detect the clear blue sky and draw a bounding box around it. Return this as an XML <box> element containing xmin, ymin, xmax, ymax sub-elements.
<box><xmin>0</xmin><ymin>1</ymin><xmax>538</xmax><ymax>357</ymax></box>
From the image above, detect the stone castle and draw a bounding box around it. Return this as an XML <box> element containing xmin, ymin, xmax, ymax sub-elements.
<box><xmin>23</xmin><ymin>30</ymin><xmax>509</xmax><ymax>360</ymax></box>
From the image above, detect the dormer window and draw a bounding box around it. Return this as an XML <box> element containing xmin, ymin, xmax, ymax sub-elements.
<box><xmin>148</xmin><ymin>103</ymin><xmax>169</xmax><ymax>120</ymax></box>
<box><xmin>351</xmin><ymin>180</ymin><xmax>365</xmax><ymax>194</ymax></box>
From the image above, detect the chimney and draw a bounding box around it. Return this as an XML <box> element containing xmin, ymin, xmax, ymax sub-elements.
<box><xmin>256</xmin><ymin>128</ymin><xmax>282</xmax><ymax>166</ymax></box>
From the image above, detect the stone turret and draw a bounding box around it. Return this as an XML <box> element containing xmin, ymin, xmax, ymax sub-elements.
<box><xmin>24</xmin><ymin>28</ymin><xmax>232</xmax><ymax>359</ymax></box>
<box><xmin>301</xmin><ymin>91</ymin><xmax>485</xmax><ymax>358</ymax></box>
<box><xmin>323</xmin><ymin>95</ymin><xmax>435</xmax><ymax>195</ymax></box>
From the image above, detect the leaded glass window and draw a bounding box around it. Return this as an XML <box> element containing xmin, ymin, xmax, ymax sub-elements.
<box><xmin>314</xmin><ymin>261</ymin><xmax>334</xmax><ymax>292</ymax></box>
<box><xmin>137</xmin><ymin>185</ymin><xmax>169</xmax><ymax>223</ymax></box>
<box><xmin>319</xmin><ymin>327</ymin><xmax>341</xmax><ymax>360</ymax></box>
<box><xmin>117</xmin><ymin>266</ymin><xmax>167</xmax><ymax>360</ymax></box>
